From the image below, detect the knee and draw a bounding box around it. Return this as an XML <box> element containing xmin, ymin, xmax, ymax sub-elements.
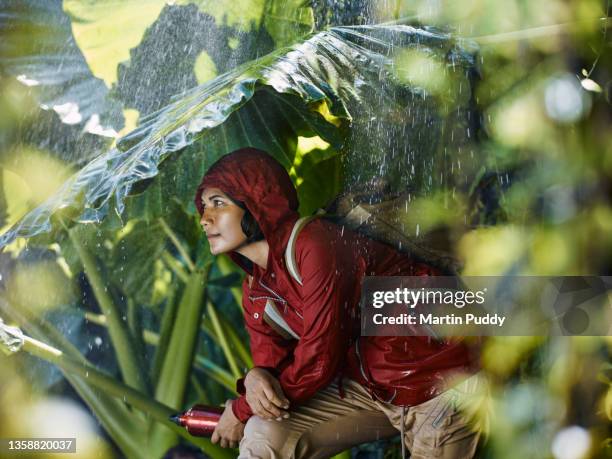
<box><xmin>239</xmin><ymin>416</ymin><xmax>291</xmax><ymax>459</ymax></box>
<box><xmin>244</xmin><ymin>415</ymin><xmax>287</xmax><ymax>439</ymax></box>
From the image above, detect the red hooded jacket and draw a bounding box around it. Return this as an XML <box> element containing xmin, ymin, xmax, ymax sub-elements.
<box><xmin>195</xmin><ymin>148</ymin><xmax>479</xmax><ymax>423</ymax></box>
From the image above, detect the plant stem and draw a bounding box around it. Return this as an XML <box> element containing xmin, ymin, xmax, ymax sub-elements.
<box><xmin>201</xmin><ymin>314</ymin><xmax>252</xmax><ymax>370</ymax></box>
<box><xmin>127</xmin><ymin>298</ymin><xmax>147</xmax><ymax>363</ymax></box>
<box><xmin>217</xmin><ymin>254</ymin><xmax>244</xmax><ymax>311</ymax></box>
<box><xmin>162</xmin><ymin>250</ymin><xmax>189</xmax><ymax>283</ymax></box>
<box><xmin>218</xmin><ymin>312</ymin><xmax>253</xmax><ymax>369</ymax></box>
<box><xmin>69</xmin><ymin>227</ymin><xmax>149</xmax><ymax>394</ymax></box>
<box><xmin>194</xmin><ymin>354</ymin><xmax>237</xmax><ymax>392</ymax></box>
<box><xmin>0</xmin><ymin>299</ymin><xmax>144</xmax><ymax>457</ymax></box>
<box><xmin>159</xmin><ymin>217</ymin><xmax>196</xmax><ymax>272</ymax></box>
<box><xmin>190</xmin><ymin>374</ymin><xmax>210</xmax><ymax>405</ymax></box>
<box><xmin>154</xmin><ymin>265</ymin><xmax>211</xmax><ymax>407</ymax></box>
<box><xmin>18</xmin><ymin>332</ymin><xmax>230</xmax><ymax>458</ymax></box>
<box><xmin>207</xmin><ymin>301</ymin><xmax>241</xmax><ymax>378</ymax></box>
<box><xmin>150</xmin><ymin>264</ymin><xmax>212</xmax><ymax>453</ymax></box>
<box><xmin>85</xmin><ymin>311</ymin><xmax>237</xmax><ymax>393</ymax></box>
<box><xmin>151</xmin><ymin>283</ymin><xmax>179</xmax><ymax>382</ymax></box>
<box><xmin>20</xmin><ymin>335</ymin><xmax>164</xmax><ymax>420</ymax></box>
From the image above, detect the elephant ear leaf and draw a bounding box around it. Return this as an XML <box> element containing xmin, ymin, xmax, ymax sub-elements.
<box><xmin>293</xmin><ymin>144</ymin><xmax>343</xmax><ymax>216</ymax></box>
<box><xmin>261</xmin><ymin>0</ymin><xmax>315</xmax><ymax>48</ymax></box>
<box><xmin>1</xmin><ymin>0</ymin><xmax>125</xmax><ymax>140</ymax></box>
<box><xmin>107</xmin><ymin>220</ymin><xmax>168</xmax><ymax>306</ymax></box>
<box><xmin>63</xmin><ymin>0</ymin><xmax>168</xmax><ymax>89</ymax></box>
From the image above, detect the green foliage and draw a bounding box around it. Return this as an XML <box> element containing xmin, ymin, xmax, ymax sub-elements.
<box><xmin>64</xmin><ymin>0</ymin><xmax>169</xmax><ymax>87</ymax></box>
<box><xmin>108</xmin><ymin>221</ymin><xmax>168</xmax><ymax>305</ymax></box>
<box><xmin>151</xmin><ymin>264</ymin><xmax>212</xmax><ymax>452</ymax></box>
<box><xmin>261</xmin><ymin>0</ymin><xmax>315</xmax><ymax>47</ymax></box>
<box><xmin>2</xmin><ymin>1</ymin><xmax>611</xmax><ymax>459</ymax></box>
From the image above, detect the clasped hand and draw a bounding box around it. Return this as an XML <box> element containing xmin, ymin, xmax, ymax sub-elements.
<box><xmin>211</xmin><ymin>368</ymin><xmax>291</xmax><ymax>449</ymax></box>
<box><xmin>245</xmin><ymin>367</ymin><xmax>290</xmax><ymax>420</ymax></box>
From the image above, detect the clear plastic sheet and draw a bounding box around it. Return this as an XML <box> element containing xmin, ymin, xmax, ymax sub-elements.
<box><xmin>0</xmin><ymin>317</ymin><xmax>24</xmax><ymax>355</ymax></box>
<box><xmin>0</xmin><ymin>24</ymin><xmax>477</xmax><ymax>249</ymax></box>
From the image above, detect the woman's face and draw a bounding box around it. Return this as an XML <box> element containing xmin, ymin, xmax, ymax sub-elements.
<box><xmin>199</xmin><ymin>187</ymin><xmax>247</xmax><ymax>255</ymax></box>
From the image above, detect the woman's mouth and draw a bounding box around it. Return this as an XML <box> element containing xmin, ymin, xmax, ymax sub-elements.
<box><xmin>207</xmin><ymin>233</ymin><xmax>220</xmax><ymax>239</ymax></box>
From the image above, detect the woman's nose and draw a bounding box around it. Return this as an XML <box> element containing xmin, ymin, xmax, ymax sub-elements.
<box><xmin>200</xmin><ymin>209</ymin><xmax>213</xmax><ymax>227</ymax></box>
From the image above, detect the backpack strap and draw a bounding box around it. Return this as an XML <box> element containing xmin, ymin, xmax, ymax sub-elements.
<box><xmin>261</xmin><ymin>214</ymin><xmax>320</xmax><ymax>341</ymax></box>
<box><xmin>284</xmin><ymin>215</ymin><xmax>318</xmax><ymax>285</ymax></box>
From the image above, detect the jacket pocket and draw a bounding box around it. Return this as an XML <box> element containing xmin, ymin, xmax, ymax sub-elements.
<box><xmin>263</xmin><ymin>299</ymin><xmax>299</xmax><ymax>340</ymax></box>
<box><xmin>410</xmin><ymin>385</ymin><xmax>480</xmax><ymax>454</ymax></box>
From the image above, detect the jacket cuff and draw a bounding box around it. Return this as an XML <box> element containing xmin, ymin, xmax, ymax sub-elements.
<box><xmin>231</xmin><ymin>396</ymin><xmax>253</xmax><ymax>423</ymax></box>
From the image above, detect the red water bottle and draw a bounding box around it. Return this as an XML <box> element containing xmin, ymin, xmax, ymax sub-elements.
<box><xmin>169</xmin><ymin>404</ymin><xmax>224</xmax><ymax>437</ymax></box>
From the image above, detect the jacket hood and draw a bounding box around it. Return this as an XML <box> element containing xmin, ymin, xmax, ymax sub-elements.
<box><xmin>194</xmin><ymin>147</ymin><xmax>300</xmax><ymax>274</ymax></box>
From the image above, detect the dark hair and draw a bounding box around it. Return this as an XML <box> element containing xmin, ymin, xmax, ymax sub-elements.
<box><xmin>226</xmin><ymin>196</ymin><xmax>264</xmax><ymax>244</ymax></box>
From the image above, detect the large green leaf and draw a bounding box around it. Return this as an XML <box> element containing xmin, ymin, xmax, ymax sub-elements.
<box><xmin>261</xmin><ymin>0</ymin><xmax>315</xmax><ymax>48</ymax></box>
<box><xmin>0</xmin><ymin>0</ymin><xmax>124</xmax><ymax>137</ymax></box>
<box><xmin>63</xmin><ymin>0</ymin><xmax>168</xmax><ymax>88</ymax></box>
<box><xmin>107</xmin><ymin>220</ymin><xmax>167</xmax><ymax>305</ymax></box>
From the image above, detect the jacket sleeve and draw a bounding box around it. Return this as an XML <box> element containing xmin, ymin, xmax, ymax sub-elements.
<box><xmin>231</xmin><ymin>279</ymin><xmax>296</xmax><ymax>423</ymax></box>
<box><xmin>276</xmin><ymin>229</ymin><xmax>359</xmax><ymax>405</ymax></box>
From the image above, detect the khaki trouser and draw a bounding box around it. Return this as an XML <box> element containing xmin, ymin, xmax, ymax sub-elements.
<box><xmin>238</xmin><ymin>373</ymin><xmax>489</xmax><ymax>459</ymax></box>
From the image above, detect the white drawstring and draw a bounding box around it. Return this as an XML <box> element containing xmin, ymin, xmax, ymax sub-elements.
<box><xmin>400</xmin><ymin>406</ymin><xmax>406</xmax><ymax>459</ymax></box>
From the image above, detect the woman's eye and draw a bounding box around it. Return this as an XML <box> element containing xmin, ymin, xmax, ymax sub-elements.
<box><xmin>213</xmin><ymin>199</ymin><xmax>223</xmax><ymax>207</ymax></box>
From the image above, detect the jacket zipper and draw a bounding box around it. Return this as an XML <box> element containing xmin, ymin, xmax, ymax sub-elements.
<box><xmin>355</xmin><ymin>339</ymin><xmax>370</xmax><ymax>383</ymax></box>
<box><xmin>258</xmin><ymin>279</ymin><xmax>287</xmax><ymax>303</ymax></box>
<box><xmin>249</xmin><ymin>295</ymin><xmax>283</xmax><ymax>303</ymax></box>
<box><xmin>258</xmin><ymin>279</ymin><xmax>304</xmax><ymax>319</ymax></box>
<box><xmin>355</xmin><ymin>339</ymin><xmax>397</xmax><ymax>404</ymax></box>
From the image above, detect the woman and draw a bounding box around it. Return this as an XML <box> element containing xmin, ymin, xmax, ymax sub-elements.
<box><xmin>194</xmin><ymin>147</ymin><xmax>484</xmax><ymax>458</ymax></box>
